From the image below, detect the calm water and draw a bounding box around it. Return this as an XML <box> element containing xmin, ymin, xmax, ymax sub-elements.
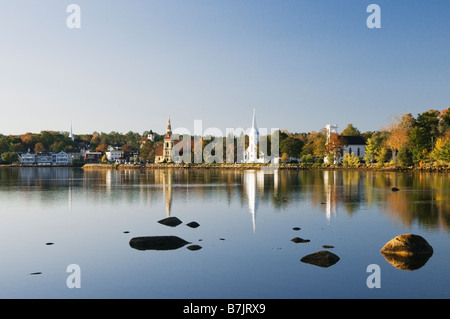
<box><xmin>0</xmin><ymin>167</ymin><xmax>449</xmax><ymax>299</ymax></box>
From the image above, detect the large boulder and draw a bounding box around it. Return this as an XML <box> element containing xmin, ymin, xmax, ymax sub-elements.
<box><xmin>380</xmin><ymin>234</ymin><xmax>433</xmax><ymax>270</ymax></box>
<box><xmin>300</xmin><ymin>251</ymin><xmax>340</xmax><ymax>268</ymax></box>
<box><xmin>129</xmin><ymin>236</ymin><xmax>190</xmax><ymax>251</ymax></box>
<box><xmin>380</xmin><ymin>234</ymin><xmax>433</xmax><ymax>256</ymax></box>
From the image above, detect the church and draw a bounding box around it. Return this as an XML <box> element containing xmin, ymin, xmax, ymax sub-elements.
<box><xmin>324</xmin><ymin>124</ymin><xmax>366</xmax><ymax>164</ymax></box>
<box><xmin>154</xmin><ymin>117</ymin><xmax>174</xmax><ymax>163</ymax></box>
<box><xmin>244</xmin><ymin>109</ymin><xmax>264</xmax><ymax>163</ymax></box>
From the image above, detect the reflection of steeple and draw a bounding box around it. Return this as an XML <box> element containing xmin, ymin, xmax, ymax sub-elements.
<box><xmin>324</xmin><ymin>171</ymin><xmax>337</xmax><ymax>222</ymax></box>
<box><xmin>244</xmin><ymin>170</ymin><xmax>258</xmax><ymax>233</ymax></box>
<box><xmin>163</xmin><ymin>170</ymin><xmax>173</xmax><ymax>217</ymax></box>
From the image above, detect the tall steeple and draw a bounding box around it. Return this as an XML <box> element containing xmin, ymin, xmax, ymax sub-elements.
<box><xmin>69</xmin><ymin>121</ymin><xmax>74</xmax><ymax>141</ymax></box>
<box><xmin>165</xmin><ymin>116</ymin><xmax>172</xmax><ymax>139</ymax></box>
<box><xmin>245</xmin><ymin>108</ymin><xmax>259</xmax><ymax>163</ymax></box>
<box><xmin>163</xmin><ymin>116</ymin><xmax>174</xmax><ymax>162</ymax></box>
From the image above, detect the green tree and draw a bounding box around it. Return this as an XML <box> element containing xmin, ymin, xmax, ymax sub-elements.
<box><xmin>342</xmin><ymin>153</ymin><xmax>360</xmax><ymax>167</ymax></box>
<box><xmin>397</xmin><ymin>145</ymin><xmax>414</xmax><ymax>166</ymax></box>
<box><xmin>341</xmin><ymin>124</ymin><xmax>361</xmax><ymax>136</ymax></box>
<box><xmin>0</xmin><ymin>136</ymin><xmax>12</xmax><ymax>153</ymax></box>
<box><xmin>364</xmin><ymin>137</ymin><xmax>378</xmax><ymax>163</ymax></box>
<box><xmin>430</xmin><ymin>137</ymin><xmax>450</xmax><ymax>163</ymax></box>
<box><xmin>416</xmin><ymin>109</ymin><xmax>441</xmax><ymax>148</ymax></box>
<box><xmin>1</xmin><ymin>152</ymin><xmax>18</xmax><ymax>164</ymax></box>
<box><xmin>280</xmin><ymin>136</ymin><xmax>303</xmax><ymax>158</ymax></box>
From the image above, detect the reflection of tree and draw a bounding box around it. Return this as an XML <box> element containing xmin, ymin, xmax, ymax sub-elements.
<box><xmin>1</xmin><ymin>167</ymin><xmax>449</xmax><ymax>233</ymax></box>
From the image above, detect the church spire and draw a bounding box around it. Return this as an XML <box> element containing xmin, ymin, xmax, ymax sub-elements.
<box><xmin>69</xmin><ymin>121</ymin><xmax>74</xmax><ymax>141</ymax></box>
<box><xmin>252</xmin><ymin>108</ymin><xmax>257</xmax><ymax>129</ymax></box>
<box><xmin>165</xmin><ymin>116</ymin><xmax>172</xmax><ymax>140</ymax></box>
<box><xmin>167</xmin><ymin>116</ymin><xmax>171</xmax><ymax>132</ymax></box>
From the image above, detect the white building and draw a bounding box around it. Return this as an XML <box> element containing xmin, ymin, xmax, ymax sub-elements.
<box><xmin>36</xmin><ymin>152</ymin><xmax>53</xmax><ymax>166</ymax></box>
<box><xmin>20</xmin><ymin>150</ymin><xmax>72</xmax><ymax>165</ymax></box>
<box><xmin>340</xmin><ymin>136</ymin><xmax>366</xmax><ymax>160</ymax></box>
<box><xmin>106</xmin><ymin>148</ymin><xmax>123</xmax><ymax>162</ymax></box>
<box><xmin>53</xmin><ymin>151</ymin><xmax>72</xmax><ymax>165</ymax></box>
<box><xmin>324</xmin><ymin>124</ymin><xmax>366</xmax><ymax>164</ymax></box>
<box><xmin>20</xmin><ymin>151</ymin><xmax>36</xmax><ymax>165</ymax></box>
<box><xmin>244</xmin><ymin>109</ymin><xmax>263</xmax><ymax>163</ymax></box>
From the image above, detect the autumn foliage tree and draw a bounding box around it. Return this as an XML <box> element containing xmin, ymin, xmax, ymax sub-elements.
<box><xmin>324</xmin><ymin>134</ymin><xmax>345</xmax><ymax>164</ymax></box>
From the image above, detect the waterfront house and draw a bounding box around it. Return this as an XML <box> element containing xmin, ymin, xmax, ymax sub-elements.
<box><xmin>66</xmin><ymin>148</ymin><xmax>83</xmax><ymax>162</ymax></box>
<box><xmin>36</xmin><ymin>152</ymin><xmax>53</xmax><ymax>166</ymax></box>
<box><xmin>84</xmin><ymin>151</ymin><xmax>102</xmax><ymax>163</ymax></box>
<box><xmin>53</xmin><ymin>151</ymin><xmax>72</xmax><ymax>165</ymax></box>
<box><xmin>20</xmin><ymin>151</ymin><xmax>36</xmax><ymax>165</ymax></box>
<box><xmin>106</xmin><ymin>147</ymin><xmax>123</xmax><ymax>162</ymax></box>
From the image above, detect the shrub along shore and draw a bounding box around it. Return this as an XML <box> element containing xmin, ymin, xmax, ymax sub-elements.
<box><xmin>81</xmin><ymin>162</ymin><xmax>450</xmax><ymax>172</ymax></box>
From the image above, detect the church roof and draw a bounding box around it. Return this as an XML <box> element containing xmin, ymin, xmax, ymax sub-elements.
<box><xmin>339</xmin><ymin>135</ymin><xmax>366</xmax><ymax>145</ymax></box>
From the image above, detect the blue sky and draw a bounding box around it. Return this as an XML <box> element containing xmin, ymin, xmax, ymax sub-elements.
<box><xmin>0</xmin><ymin>0</ymin><xmax>449</xmax><ymax>136</ymax></box>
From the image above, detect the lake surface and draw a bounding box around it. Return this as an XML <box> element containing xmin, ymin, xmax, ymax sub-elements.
<box><xmin>0</xmin><ymin>167</ymin><xmax>449</xmax><ymax>299</ymax></box>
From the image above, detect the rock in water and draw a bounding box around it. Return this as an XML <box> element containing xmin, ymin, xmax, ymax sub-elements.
<box><xmin>291</xmin><ymin>237</ymin><xmax>310</xmax><ymax>243</ymax></box>
<box><xmin>380</xmin><ymin>234</ymin><xmax>433</xmax><ymax>270</ymax></box>
<box><xmin>187</xmin><ymin>245</ymin><xmax>202</xmax><ymax>251</ymax></box>
<box><xmin>129</xmin><ymin>236</ymin><xmax>190</xmax><ymax>251</ymax></box>
<box><xmin>380</xmin><ymin>234</ymin><xmax>433</xmax><ymax>256</ymax></box>
<box><xmin>158</xmin><ymin>217</ymin><xmax>183</xmax><ymax>227</ymax></box>
<box><xmin>391</xmin><ymin>187</ymin><xmax>400</xmax><ymax>191</ymax></box>
<box><xmin>300</xmin><ymin>251</ymin><xmax>340</xmax><ymax>268</ymax></box>
<box><xmin>186</xmin><ymin>221</ymin><xmax>200</xmax><ymax>228</ymax></box>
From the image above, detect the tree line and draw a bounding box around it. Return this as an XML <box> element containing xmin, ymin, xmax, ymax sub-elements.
<box><xmin>1</xmin><ymin>108</ymin><xmax>449</xmax><ymax>166</ymax></box>
<box><xmin>280</xmin><ymin>108</ymin><xmax>449</xmax><ymax>167</ymax></box>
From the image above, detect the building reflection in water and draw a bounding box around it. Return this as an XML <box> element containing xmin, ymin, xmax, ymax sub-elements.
<box><xmin>4</xmin><ymin>167</ymin><xmax>448</xmax><ymax>234</ymax></box>
<box><xmin>244</xmin><ymin>168</ymin><xmax>278</xmax><ymax>233</ymax></box>
<box><xmin>163</xmin><ymin>170</ymin><xmax>172</xmax><ymax>217</ymax></box>
<box><xmin>323</xmin><ymin>170</ymin><xmax>338</xmax><ymax>222</ymax></box>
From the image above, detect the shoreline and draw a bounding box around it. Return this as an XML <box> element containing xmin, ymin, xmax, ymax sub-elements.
<box><xmin>1</xmin><ymin>163</ymin><xmax>448</xmax><ymax>172</ymax></box>
<box><xmin>80</xmin><ymin>163</ymin><xmax>450</xmax><ymax>172</ymax></box>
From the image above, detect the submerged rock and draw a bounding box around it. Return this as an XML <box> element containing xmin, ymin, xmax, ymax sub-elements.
<box><xmin>187</xmin><ymin>245</ymin><xmax>202</xmax><ymax>251</ymax></box>
<box><xmin>186</xmin><ymin>221</ymin><xmax>200</xmax><ymax>228</ymax></box>
<box><xmin>158</xmin><ymin>217</ymin><xmax>183</xmax><ymax>227</ymax></box>
<box><xmin>380</xmin><ymin>234</ymin><xmax>433</xmax><ymax>270</ymax></box>
<box><xmin>291</xmin><ymin>237</ymin><xmax>310</xmax><ymax>243</ymax></box>
<box><xmin>391</xmin><ymin>187</ymin><xmax>400</xmax><ymax>192</ymax></box>
<box><xmin>300</xmin><ymin>251</ymin><xmax>340</xmax><ymax>268</ymax></box>
<box><xmin>129</xmin><ymin>236</ymin><xmax>190</xmax><ymax>251</ymax></box>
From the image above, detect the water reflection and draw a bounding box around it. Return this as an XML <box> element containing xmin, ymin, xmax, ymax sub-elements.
<box><xmin>0</xmin><ymin>167</ymin><xmax>449</xmax><ymax>232</ymax></box>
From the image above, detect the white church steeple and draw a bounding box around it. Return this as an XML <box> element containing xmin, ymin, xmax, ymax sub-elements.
<box><xmin>244</xmin><ymin>108</ymin><xmax>260</xmax><ymax>163</ymax></box>
<box><xmin>69</xmin><ymin>121</ymin><xmax>74</xmax><ymax>141</ymax></box>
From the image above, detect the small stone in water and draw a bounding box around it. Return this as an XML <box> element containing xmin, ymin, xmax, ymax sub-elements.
<box><xmin>291</xmin><ymin>237</ymin><xmax>310</xmax><ymax>243</ymax></box>
<box><xmin>186</xmin><ymin>221</ymin><xmax>200</xmax><ymax>228</ymax></box>
<box><xmin>187</xmin><ymin>245</ymin><xmax>202</xmax><ymax>251</ymax></box>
